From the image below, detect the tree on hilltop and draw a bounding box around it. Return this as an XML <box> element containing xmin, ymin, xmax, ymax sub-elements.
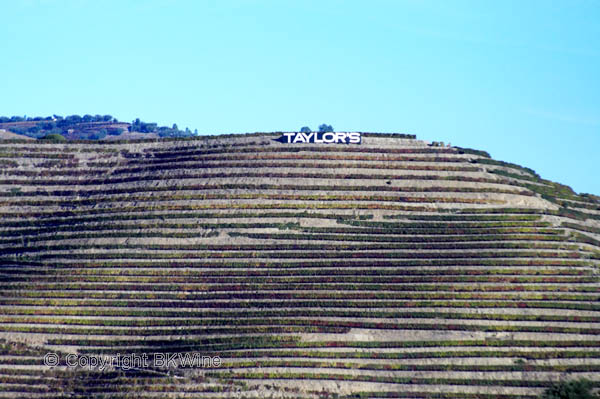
<box><xmin>318</xmin><ymin>124</ymin><xmax>333</xmax><ymax>133</ymax></box>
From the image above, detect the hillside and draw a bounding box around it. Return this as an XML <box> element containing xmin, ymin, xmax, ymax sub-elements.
<box><xmin>0</xmin><ymin>132</ymin><xmax>599</xmax><ymax>398</ymax></box>
<box><xmin>0</xmin><ymin>129</ymin><xmax>34</xmax><ymax>141</ymax></box>
<box><xmin>0</xmin><ymin>115</ymin><xmax>194</xmax><ymax>141</ymax></box>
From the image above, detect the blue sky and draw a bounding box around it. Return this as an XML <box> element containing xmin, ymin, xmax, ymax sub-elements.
<box><xmin>1</xmin><ymin>0</ymin><xmax>598</xmax><ymax>194</ymax></box>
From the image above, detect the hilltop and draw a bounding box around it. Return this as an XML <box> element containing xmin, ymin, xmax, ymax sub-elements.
<box><xmin>0</xmin><ymin>132</ymin><xmax>599</xmax><ymax>398</ymax></box>
<box><xmin>0</xmin><ymin>114</ymin><xmax>196</xmax><ymax>141</ymax></box>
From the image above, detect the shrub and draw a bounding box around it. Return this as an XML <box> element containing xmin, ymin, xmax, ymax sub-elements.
<box><xmin>107</xmin><ymin>128</ymin><xmax>123</xmax><ymax>136</ymax></box>
<box><xmin>89</xmin><ymin>129</ymin><xmax>107</xmax><ymax>140</ymax></box>
<box><xmin>300</xmin><ymin>126</ymin><xmax>312</xmax><ymax>133</ymax></box>
<box><xmin>40</xmin><ymin>133</ymin><xmax>66</xmax><ymax>142</ymax></box>
<box><xmin>541</xmin><ymin>379</ymin><xmax>598</xmax><ymax>399</ymax></box>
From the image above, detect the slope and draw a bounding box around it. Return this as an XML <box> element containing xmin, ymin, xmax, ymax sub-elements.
<box><xmin>0</xmin><ymin>133</ymin><xmax>599</xmax><ymax>398</ymax></box>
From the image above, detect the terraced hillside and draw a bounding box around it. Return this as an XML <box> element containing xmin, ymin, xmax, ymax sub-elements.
<box><xmin>1</xmin><ymin>133</ymin><xmax>599</xmax><ymax>398</ymax></box>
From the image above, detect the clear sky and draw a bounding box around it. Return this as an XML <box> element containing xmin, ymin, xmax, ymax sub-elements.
<box><xmin>1</xmin><ymin>1</ymin><xmax>598</xmax><ymax>194</ymax></box>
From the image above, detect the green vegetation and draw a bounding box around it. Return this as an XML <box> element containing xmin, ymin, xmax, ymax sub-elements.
<box><xmin>0</xmin><ymin>114</ymin><xmax>196</xmax><ymax>140</ymax></box>
<box><xmin>318</xmin><ymin>123</ymin><xmax>334</xmax><ymax>133</ymax></box>
<box><xmin>39</xmin><ymin>133</ymin><xmax>66</xmax><ymax>142</ymax></box>
<box><xmin>541</xmin><ymin>379</ymin><xmax>598</xmax><ymax>399</ymax></box>
<box><xmin>455</xmin><ymin>146</ymin><xmax>491</xmax><ymax>157</ymax></box>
